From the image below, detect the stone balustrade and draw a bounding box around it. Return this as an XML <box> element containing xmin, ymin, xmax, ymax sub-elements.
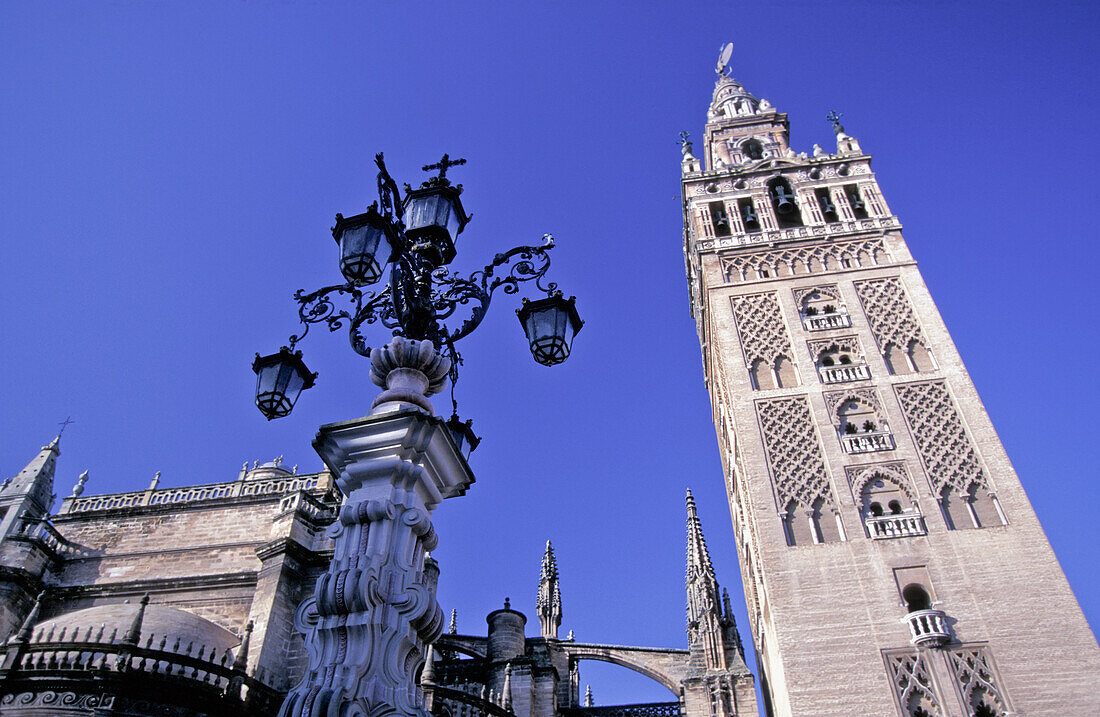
<box><xmin>841</xmin><ymin>431</ymin><xmax>895</xmax><ymax>454</ymax></box>
<box><xmin>866</xmin><ymin>513</ymin><xmax>926</xmax><ymax>540</ymax></box>
<box><xmin>819</xmin><ymin>363</ymin><xmax>870</xmax><ymax>384</ymax></box>
<box><xmin>277</xmin><ymin>490</ymin><xmax>337</xmax><ymax>524</ymax></box>
<box><xmin>12</xmin><ymin>518</ymin><xmax>67</xmax><ymax>554</ymax></box>
<box><xmin>904</xmin><ymin>609</ymin><xmax>951</xmax><ymax>647</ymax></box>
<box><xmin>561</xmin><ymin>703</ymin><xmax>682</xmax><ymax>717</ymax></box>
<box><xmin>696</xmin><ymin>215</ymin><xmax>900</xmax><ymax>250</ymax></box>
<box><xmin>59</xmin><ymin>472</ymin><xmax>327</xmax><ymax>516</ymax></box>
<box><xmin>802</xmin><ymin>312</ymin><xmax>852</xmax><ymax>331</ymax></box>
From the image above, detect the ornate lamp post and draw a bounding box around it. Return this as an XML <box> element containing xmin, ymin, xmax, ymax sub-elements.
<box><xmin>254</xmin><ymin>153</ymin><xmax>581</xmax><ymax>717</ymax></box>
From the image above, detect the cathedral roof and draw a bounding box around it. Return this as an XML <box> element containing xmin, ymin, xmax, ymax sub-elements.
<box><xmin>32</xmin><ymin>602</ymin><xmax>242</xmax><ymax>654</ymax></box>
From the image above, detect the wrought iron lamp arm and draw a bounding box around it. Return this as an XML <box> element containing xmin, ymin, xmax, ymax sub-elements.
<box><xmin>436</xmin><ymin>234</ymin><xmax>558</xmax><ymax>344</ymax></box>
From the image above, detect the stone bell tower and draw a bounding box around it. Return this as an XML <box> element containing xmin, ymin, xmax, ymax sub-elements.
<box><xmin>679</xmin><ymin>51</ymin><xmax>1100</xmax><ymax>716</ymax></box>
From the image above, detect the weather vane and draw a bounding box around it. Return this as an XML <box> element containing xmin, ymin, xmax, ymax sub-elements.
<box><xmin>678</xmin><ymin>130</ymin><xmax>693</xmax><ymax>155</ymax></box>
<box><xmin>827</xmin><ymin>110</ymin><xmax>845</xmax><ymax>135</ymax></box>
<box><xmin>715</xmin><ymin>42</ymin><xmax>733</xmax><ymax>77</ymax></box>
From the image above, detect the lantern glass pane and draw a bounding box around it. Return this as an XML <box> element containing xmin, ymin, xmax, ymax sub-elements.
<box><xmin>404</xmin><ymin>193</ymin><xmax>459</xmax><ymax>237</ymax></box>
<box><xmin>339</xmin><ymin>223</ymin><xmax>389</xmax><ymax>286</ymax></box>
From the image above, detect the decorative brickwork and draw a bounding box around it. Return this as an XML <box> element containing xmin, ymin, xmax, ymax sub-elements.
<box><xmin>731</xmin><ymin>292</ymin><xmax>793</xmax><ymax>365</ymax></box>
<box><xmin>895</xmin><ymin>381</ymin><xmax>986</xmax><ymax>494</ymax></box>
<box><xmin>720</xmin><ymin>237</ymin><xmax>889</xmax><ymax>283</ymax></box>
<box><xmin>948</xmin><ymin>647</ymin><xmax>1009</xmax><ymax>716</ymax></box>
<box><xmin>884</xmin><ymin>650</ymin><xmax>942</xmax><ymax>717</ymax></box>
<box><xmin>756</xmin><ymin>397</ymin><xmax>832</xmax><ymax>509</ymax></box>
<box><xmin>854</xmin><ymin>277</ymin><xmax>926</xmax><ymax>351</ymax></box>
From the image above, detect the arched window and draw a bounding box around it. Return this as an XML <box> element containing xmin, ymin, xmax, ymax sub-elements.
<box><xmin>967</xmin><ymin>483</ymin><xmax>1005</xmax><ymax>528</ymax></box>
<box><xmin>812</xmin><ymin>497</ymin><xmax>841</xmax><ymax>543</ymax></box>
<box><xmin>783</xmin><ymin>500</ymin><xmax>813</xmax><ymax>546</ymax></box>
<box><xmin>888</xmin><ymin>500</ymin><xmax>903</xmax><ymax>515</ymax></box>
<box><xmin>902</xmin><ymin>584</ymin><xmax>932</xmax><ymax>613</ymax></box>
<box><xmin>837</xmin><ymin>398</ymin><xmax>882</xmax><ymax>435</ymax></box>
<box><xmin>907</xmin><ymin>339</ymin><xmax>935</xmax><ymax>372</ymax></box>
<box><xmin>883</xmin><ymin>342</ymin><xmax>913</xmax><ymax>375</ymax></box>
<box><xmin>869</xmin><ymin>502</ymin><xmax>884</xmax><ymax>516</ymax></box>
<box><xmin>768</xmin><ymin>177</ymin><xmax>802</xmax><ymax>228</ymax></box>
<box><xmin>940</xmin><ymin>486</ymin><xmax>972</xmax><ymax>530</ymax></box>
<box><xmin>750</xmin><ymin>358</ymin><xmax>775</xmax><ymax>390</ymax></box>
<box><xmin>741</xmin><ymin>139</ymin><xmax>764</xmax><ymax>160</ymax></box>
<box><xmin>774</xmin><ymin>355</ymin><xmax>799</xmax><ymax>387</ymax></box>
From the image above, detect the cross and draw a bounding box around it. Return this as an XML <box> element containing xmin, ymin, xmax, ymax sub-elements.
<box><xmin>57</xmin><ymin>417</ymin><xmax>75</xmax><ymax>437</ymax></box>
<box><xmin>421</xmin><ymin>153</ymin><xmax>467</xmax><ymax>181</ymax></box>
<box><xmin>826</xmin><ymin>110</ymin><xmax>843</xmax><ymax>125</ymax></box>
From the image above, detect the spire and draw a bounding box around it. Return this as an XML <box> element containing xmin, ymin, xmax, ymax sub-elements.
<box><xmin>537</xmin><ymin>540</ymin><xmax>562</xmax><ymax>638</ymax></box>
<box><xmin>448</xmin><ymin>608</ymin><xmax>457</xmax><ymax>634</ymax></box>
<box><xmin>232</xmin><ymin>620</ymin><xmax>253</xmax><ymax>671</ymax></box>
<box><xmin>2</xmin><ymin>436</ymin><xmax>61</xmax><ymax>517</ymax></box>
<box><xmin>686</xmin><ymin>489</ymin><xmax>746</xmax><ymax>670</ymax></box>
<box><xmin>686</xmin><ymin>489</ymin><xmax>716</xmax><ymax>584</ymax></box>
<box><xmin>584</xmin><ymin>685</ymin><xmax>594</xmax><ymax>707</ymax></box>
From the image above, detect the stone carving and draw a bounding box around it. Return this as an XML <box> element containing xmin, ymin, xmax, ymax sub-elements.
<box><xmin>720</xmin><ymin>237</ymin><xmax>889</xmax><ymax>283</ymax></box>
<box><xmin>884</xmin><ymin>651</ymin><xmax>942</xmax><ymax>716</ymax></box>
<box><xmin>853</xmin><ymin>277</ymin><xmax>927</xmax><ymax>352</ymax></box>
<box><xmin>948</xmin><ymin>647</ymin><xmax>1009</xmax><ymax>716</ymax></box>
<box><xmin>792</xmin><ymin>284</ymin><xmax>840</xmax><ymax>307</ymax></box>
<box><xmin>731</xmin><ymin>292</ymin><xmax>793</xmax><ymax>366</ymax></box>
<box><xmin>895</xmin><ymin>381</ymin><xmax>987</xmax><ymax>495</ymax></box>
<box><xmin>823</xmin><ymin>387</ymin><xmax>882</xmax><ymax>423</ymax></box>
<box><xmin>843</xmin><ymin>461</ymin><xmax>916</xmax><ymax>503</ymax></box>
<box><xmin>370</xmin><ymin>338</ymin><xmax>451</xmax><ymax>413</ymax></box>
<box><xmin>756</xmin><ymin>396</ymin><xmax>832</xmax><ymax>509</ymax></box>
<box><xmin>806</xmin><ymin>335</ymin><xmax>861</xmax><ymax>360</ymax></box>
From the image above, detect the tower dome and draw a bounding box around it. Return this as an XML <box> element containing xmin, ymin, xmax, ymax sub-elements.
<box><xmin>709</xmin><ymin>75</ymin><xmax>761</xmax><ymax>119</ymax></box>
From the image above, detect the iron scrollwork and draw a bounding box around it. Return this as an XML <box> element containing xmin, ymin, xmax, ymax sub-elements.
<box><xmin>286</xmin><ymin>153</ymin><xmax>561</xmax><ymax>403</ymax></box>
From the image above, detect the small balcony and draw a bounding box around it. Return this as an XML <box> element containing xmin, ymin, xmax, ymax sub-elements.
<box><xmin>841</xmin><ymin>431</ymin><xmax>895</xmax><ymax>454</ymax></box>
<box><xmin>802</xmin><ymin>312</ymin><xmax>851</xmax><ymax>331</ymax></box>
<box><xmin>819</xmin><ymin>362</ymin><xmax>871</xmax><ymax>384</ymax></box>
<box><xmin>866</xmin><ymin>512</ymin><xmax>926</xmax><ymax>540</ymax></box>
<box><xmin>904</xmin><ymin>609</ymin><xmax>951</xmax><ymax>646</ymax></box>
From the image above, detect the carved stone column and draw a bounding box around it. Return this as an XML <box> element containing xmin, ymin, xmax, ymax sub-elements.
<box><xmin>279</xmin><ymin>338</ymin><xmax>475</xmax><ymax>717</ymax></box>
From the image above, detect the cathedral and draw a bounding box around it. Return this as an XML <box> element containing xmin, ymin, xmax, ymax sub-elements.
<box><xmin>0</xmin><ymin>52</ymin><xmax>1097</xmax><ymax>717</ymax></box>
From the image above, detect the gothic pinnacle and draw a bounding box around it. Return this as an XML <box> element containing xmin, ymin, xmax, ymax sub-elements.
<box><xmin>537</xmin><ymin>539</ymin><xmax>562</xmax><ymax>638</ymax></box>
<box><xmin>685</xmin><ymin>489</ymin><xmax>716</xmax><ymax>582</ymax></box>
<box><xmin>448</xmin><ymin>608</ymin><xmax>457</xmax><ymax>634</ymax></box>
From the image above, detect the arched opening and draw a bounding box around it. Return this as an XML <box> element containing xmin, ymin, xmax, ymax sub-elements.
<box><xmin>708</xmin><ymin>201</ymin><xmax>732</xmax><ymax>237</ymax></box>
<box><xmin>888</xmin><ymin>500</ymin><xmax>903</xmax><ymax>515</ymax></box>
<box><xmin>902</xmin><ymin>584</ymin><xmax>932</xmax><ymax>613</ymax></box>
<box><xmin>967</xmin><ymin>483</ymin><xmax>1004</xmax><ymax>528</ymax></box>
<box><xmin>837</xmin><ymin>398</ymin><xmax>882</xmax><ymax>436</ymax></box>
<box><xmin>814</xmin><ymin>188</ymin><xmax>838</xmax><ymax>222</ymax></box>
<box><xmin>813</xmin><ymin>497</ymin><xmax>840</xmax><ymax>543</ymax></box>
<box><xmin>908</xmin><ymin>695</ymin><xmax>938</xmax><ymax>717</ymax></box>
<box><xmin>783</xmin><ymin>500</ymin><xmax>813</xmax><ymax>546</ymax></box>
<box><xmin>738</xmin><ymin>197</ymin><xmax>760</xmax><ymax>232</ymax></box>
<box><xmin>883</xmin><ymin>342</ymin><xmax>912</xmax><ymax>375</ymax></box>
<box><xmin>750</xmin><ymin>358</ymin><xmax>775</xmax><ymax>390</ymax></box>
<box><xmin>940</xmin><ymin>486</ymin><xmax>973</xmax><ymax>530</ymax></box>
<box><xmin>869</xmin><ymin>502</ymin><xmax>884</xmax><ymax>517</ymax></box>
<box><xmin>844</xmin><ymin>184</ymin><xmax>868</xmax><ymax>219</ymax></box>
<box><xmin>774</xmin><ymin>355</ymin><xmax>799</xmax><ymax>387</ymax></box>
<box><xmin>741</xmin><ymin>139</ymin><xmax>764</xmax><ymax>160</ymax></box>
<box><xmin>907</xmin><ymin>339</ymin><xmax>935</xmax><ymax>372</ymax></box>
<box><xmin>768</xmin><ymin>177</ymin><xmax>802</xmax><ymax>228</ymax></box>
<box><xmin>564</xmin><ymin>654</ymin><xmax>680</xmax><ymax>703</ymax></box>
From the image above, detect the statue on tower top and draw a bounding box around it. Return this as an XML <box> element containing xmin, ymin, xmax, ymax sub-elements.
<box><xmin>716</xmin><ymin>42</ymin><xmax>733</xmax><ymax>77</ymax></box>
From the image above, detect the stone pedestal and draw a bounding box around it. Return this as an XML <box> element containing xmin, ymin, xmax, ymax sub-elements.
<box><xmin>279</xmin><ymin>339</ymin><xmax>475</xmax><ymax>717</ymax></box>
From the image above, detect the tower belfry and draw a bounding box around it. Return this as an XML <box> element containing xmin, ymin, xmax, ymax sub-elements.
<box><xmin>680</xmin><ymin>49</ymin><xmax>1100</xmax><ymax>716</ymax></box>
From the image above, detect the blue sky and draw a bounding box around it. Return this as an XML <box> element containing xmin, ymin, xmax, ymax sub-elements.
<box><xmin>1</xmin><ymin>0</ymin><xmax>1097</xmax><ymax>705</ymax></box>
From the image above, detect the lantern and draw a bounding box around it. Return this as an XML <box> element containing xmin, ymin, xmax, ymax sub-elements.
<box><xmin>445</xmin><ymin>414</ymin><xmax>481</xmax><ymax>460</ymax></box>
<box><xmin>516</xmin><ymin>293</ymin><xmax>584</xmax><ymax>367</ymax></box>
<box><xmin>252</xmin><ymin>347</ymin><xmax>317</xmax><ymax>420</ymax></box>
<box><xmin>332</xmin><ymin>205</ymin><xmax>395</xmax><ymax>286</ymax></box>
<box><xmin>401</xmin><ymin>183</ymin><xmax>469</xmax><ymax>266</ymax></box>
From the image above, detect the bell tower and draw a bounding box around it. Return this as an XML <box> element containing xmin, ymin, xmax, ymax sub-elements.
<box><xmin>680</xmin><ymin>49</ymin><xmax>1100</xmax><ymax>716</ymax></box>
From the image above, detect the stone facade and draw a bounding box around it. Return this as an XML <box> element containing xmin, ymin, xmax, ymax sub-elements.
<box><xmin>680</xmin><ymin>62</ymin><xmax>1100</xmax><ymax>716</ymax></box>
<box><xmin>0</xmin><ymin>439</ymin><xmax>754</xmax><ymax>716</ymax></box>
